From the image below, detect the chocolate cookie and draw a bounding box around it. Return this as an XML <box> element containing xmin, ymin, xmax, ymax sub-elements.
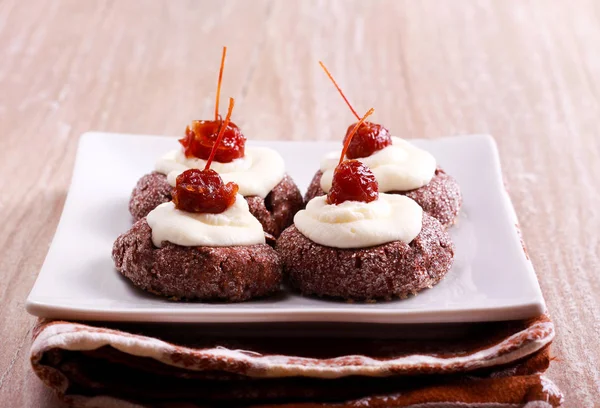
<box><xmin>276</xmin><ymin>213</ymin><xmax>454</xmax><ymax>301</ymax></box>
<box><xmin>129</xmin><ymin>172</ymin><xmax>304</xmax><ymax>237</ymax></box>
<box><xmin>112</xmin><ymin>219</ymin><xmax>282</xmax><ymax>301</ymax></box>
<box><xmin>129</xmin><ymin>172</ymin><xmax>173</xmax><ymax>222</ymax></box>
<box><xmin>304</xmin><ymin>168</ymin><xmax>461</xmax><ymax>227</ymax></box>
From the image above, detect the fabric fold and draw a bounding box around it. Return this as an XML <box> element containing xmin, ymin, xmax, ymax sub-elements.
<box><xmin>30</xmin><ymin>314</ymin><xmax>562</xmax><ymax>407</ymax></box>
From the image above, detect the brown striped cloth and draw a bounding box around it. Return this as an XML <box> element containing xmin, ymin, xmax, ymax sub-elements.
<box><xmin>30</xmin><ymin>314</ymin><xmax>562</xmax><ymax>407</ymax></box>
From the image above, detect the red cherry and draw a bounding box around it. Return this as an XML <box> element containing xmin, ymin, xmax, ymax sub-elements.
<box><xmin>172</xmin><ymin>168</ymin><xmax>238</xmax><ymax>213</ymax></box>
<box><xmin>173</xmin><ymin>97</ymin><xmax>239</xmax><ymax>214</ymax></box>
<box><xmin>179</xmin><ymin>120</ymin><xmax>246</xmax><ymax>163</ymax></box>
<box><xmin>343</xmin><ymin>121</ymin><xmax>392</xmax><ymax>159</ymax></box>
<box><xmin>326</xmin><ymin>107</ymin><xmax>378</xmax><ymax>205</ymax></box>
<box><xmin>179</xmin><ymin>46</ymin><xmax>246</xmax><ymax>163</ymax></box>
<box><xmin>318</xmin><ymin>62</ymin><xmax>381</xmax><ymax>204</ymax></box>
<box><xmin>319</xmin><ymin>61</ymin><xmax>391</xmax><ymax>159</ymax></box>
<box><xmin>327</xmin><ymin>160</ymin><xmax>379</xmax><ymax>205</ymax></box>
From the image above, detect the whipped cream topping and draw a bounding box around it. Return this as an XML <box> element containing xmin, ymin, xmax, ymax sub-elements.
<box><xmin>294</xmin><ymin>194</ymin><xmax>423</xmax><ymax>249</ymax></box>
<box><xmin>146</xmin><ymin>195</ymin><xmax>265</xmax><ymax>247</ymax></box>
<box><xmin>155</xmin><ymin>147</ymin><xmax>285</xmax><ymax>198</ymax></box>
<box><xmin>320</xmin><ymin>137</ymin><xmax>436</xmax><ymax>193</ymax></box>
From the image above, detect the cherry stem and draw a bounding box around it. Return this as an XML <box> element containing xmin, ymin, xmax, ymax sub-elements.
<box><xmin>319</xmin><ymin>61</ymin><xmax>360</xmax><ymax>120</ymax></box>
<box><xmin>214</xmin><ymin>46</ymin><xmax>227</xmax><ymax>121</ymax></box>
<box><xmin>205</xmin><ymin>97</ymin><xmax>235</xmax><ymax>170</ymax></box>
<box><xmin>339</xmin><ymin>108</ymin><xmax>374</xmax><ymax>165</ymax></box>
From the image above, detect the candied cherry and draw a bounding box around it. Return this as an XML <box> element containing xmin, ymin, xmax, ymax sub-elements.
<box><xmin>326</xmin><ymin>107</ymin><xmax>379</xmax><ymax>205</ymax></box>
<box><xmin>173</xmin><ymin>97</ymin><xmax>239</xmax><ymax>214</ymax></box>
<box><xmin>173</xmin><ymin>168</ymin><xmax>238</xmax><ymax>213</ymax></box>
<box><xmin>319</xmin><ymin>61</ymin><xmax>392</xmax><ymax>159</ymax></box>
<box><xmin>343</xmin><ymin>121</ymin><xmax>391</xmax><ymax>159</ymax></box>
<box><xmin>179</xmin><ymin>120</ymin><xmax>246</xmax><ymax>163</ymax></box>
<box><xmin>327</xmin><ymin>160</ymin><xmax>378</xmax><ymax>205</ymax></box>
<box><xmin>178</xmin><ymin>46</ymin><xmax>246</xmax><ymax>163</ymax></box>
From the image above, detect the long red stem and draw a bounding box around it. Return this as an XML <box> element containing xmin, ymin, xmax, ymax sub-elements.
<box><xmin>319</xmin><ymin>61</ymin><xmax>360</xmax><ymax>120</ymax></box>
<box><xmin>205</xmin><ymin>97</ymin><xmax>235</xmax><ymax>170</ymax></box>
<box><xmin>339</xmin><ymin>108</ymin><xmax>374</xmax><ymax>165</ymax></box>
<box><xmin>214</xmin><ymin>46</ymin><xmax>227</xmax><ymax>121</ymax></box>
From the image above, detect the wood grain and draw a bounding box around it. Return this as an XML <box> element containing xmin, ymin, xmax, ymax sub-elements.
<box><xmin>1</xmin><ymin>0</ymin><xmax>599</xmax><ymax>406</ymax></box>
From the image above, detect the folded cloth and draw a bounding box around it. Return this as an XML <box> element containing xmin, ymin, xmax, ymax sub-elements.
<box><xmin>30</xmin><ymin>314</ymin><xmax>563</xmax><ymax>407</ymax></box>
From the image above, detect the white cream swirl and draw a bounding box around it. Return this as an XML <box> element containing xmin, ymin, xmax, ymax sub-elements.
<box><xmin>294</xmin><ymin>194</ymin><xmax>423</xmax><ymax>249</ymax></box>
<box><xmin>155</xmin><ymin>147</ymin><xmax>285</xmax><ymax>198</ymax></box>
<box><xmin>146</xmin><ymin>195</ymin><xmax>265</xmax><ymax>248</ymax></box>
<box><xmin>320</xmin><ymin>137</ymin><xmax>436</xmax><ymax>193</ymax></box>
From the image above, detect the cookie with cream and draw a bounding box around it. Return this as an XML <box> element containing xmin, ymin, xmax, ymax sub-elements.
<box><xmin>304</xmin><ymin>62</ymin><xmax>461</xmax><ymax>227</ymax></box>
<box><xmin>277</xmin><ymin>108</ymin><xmax>454</xmax><ymax>301</ymax></box>
<box><xmin>129</xmin><ymin>47</ymin><xmax>303</xmax><ymax>237</ymax></box>
<box><xmin>114</xmin><ymin>99</ymin><xmax>282</xmax><ymax>302</ymax></box>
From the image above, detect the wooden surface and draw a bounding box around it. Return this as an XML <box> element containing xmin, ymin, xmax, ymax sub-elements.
<box><xmin>1</xmin><ymin>0</ymin><xmax>599</xmax><ymax>406</ymax></box>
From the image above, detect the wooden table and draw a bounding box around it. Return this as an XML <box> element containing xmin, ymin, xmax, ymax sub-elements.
<box><xmin>1</xmin><ymin>1</ymin><xmax>599</xmax><ymax>405</ymax></box>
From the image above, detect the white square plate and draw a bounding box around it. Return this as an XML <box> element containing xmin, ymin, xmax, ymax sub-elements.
<box><xmin>26</xmin><ymin>132</ymin><xmax>545</xmax><ymax>324</ymax></box>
